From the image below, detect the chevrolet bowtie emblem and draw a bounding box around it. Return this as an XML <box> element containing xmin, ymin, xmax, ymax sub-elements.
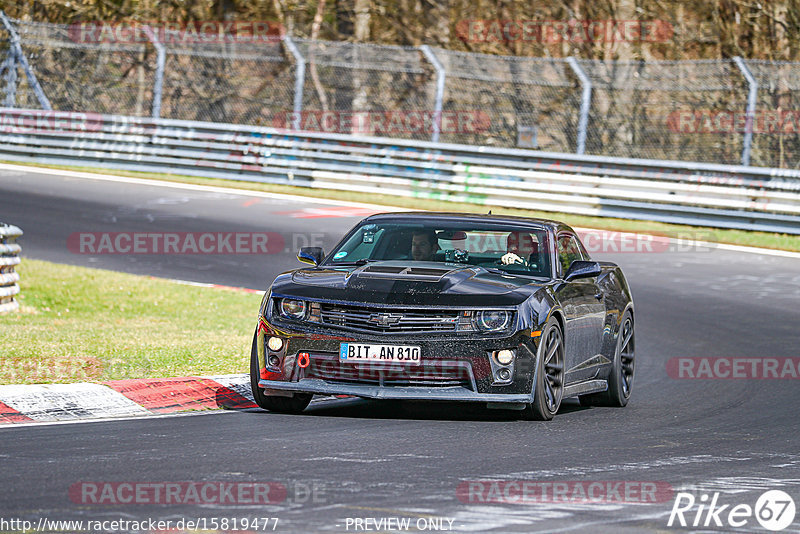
<box><xmin>368</xmin><ymin>313</ymin><xmax>402</xmax><ymax>326</ymax></box>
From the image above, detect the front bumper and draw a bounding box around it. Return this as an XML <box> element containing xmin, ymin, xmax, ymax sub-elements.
<box><xmin>258</xmin><ymin>378</ymin><xmax>534</xmax><ymax>403</ymax></box>
<box><xmin>256</xmin><ymin>316</ymin><xmax>541</xmax><ymax>402</ymax></box>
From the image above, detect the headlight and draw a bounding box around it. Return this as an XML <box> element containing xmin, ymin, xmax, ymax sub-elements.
<box><xmin>474</xmin><ymin>310</ymin><xmax>511</xmax><ymax>331</ymax></box>
<box><xmin>280</xmin><ymin>298</ymin><xmax>308</xmax><ymax>320</ymax></box>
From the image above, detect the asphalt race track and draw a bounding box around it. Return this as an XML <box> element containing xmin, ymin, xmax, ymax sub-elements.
<box><xmin>1</xmin><ymin>167</ymin><xmax>800</xmax><ymax>533</ymax></box>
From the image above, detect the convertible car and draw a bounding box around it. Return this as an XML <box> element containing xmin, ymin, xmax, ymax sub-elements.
<box><xmin>250</xmin><ymin>212</ymin><xmax>634</xmax><ymax>420</ymax></box>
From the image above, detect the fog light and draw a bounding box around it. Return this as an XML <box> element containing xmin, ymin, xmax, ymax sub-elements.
<box><xmin>268</xmin><ymin>355</ymin><xmax>281</xmax><ymax>367</ymax></box>
<box><xmin>497</xmin><ymin>368</ymin><xmax>511</xmax><ymax>381</ymax></box>
<box><xmin>267</xmin><ymin>337</ymin><xmax>283</xmax><ymax>351</ymax></box>
<box><xmin>495</xmin><ymin>349</ymin><xmax>514</xmax><ymax>365</ymax></box>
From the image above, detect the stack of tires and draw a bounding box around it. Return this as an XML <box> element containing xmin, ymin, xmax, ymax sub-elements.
<box><xmin>0</xmin><ymin>223</ymin><xmax>23</xmax><ymax>313</ymax></box>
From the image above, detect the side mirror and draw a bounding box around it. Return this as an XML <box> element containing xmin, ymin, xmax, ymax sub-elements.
<box><xmin>297</xmin><ymin>246</ymin><xmax>324</xmax><ymax>266</ymax></box>
<box><xmin>564</xmin><ymin>260</ymin><xmax>601</xmax><ymax>281</ymax></box>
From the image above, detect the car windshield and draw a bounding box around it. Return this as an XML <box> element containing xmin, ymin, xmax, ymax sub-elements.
<box><xmin>323</xmin><ymin>220</ymin><xmax>552</xmax><ymax>278</ymax></box>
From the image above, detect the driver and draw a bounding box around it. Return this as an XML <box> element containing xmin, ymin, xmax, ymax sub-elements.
<box><xmin>411</xmin><ymin>229</ymin><xmax>438</xmax><ymax>262</ymax></box>
<box><xmin>501</xmin><ymin>231</ymin><xmax>537</xmax><ymax>266</ymax></box>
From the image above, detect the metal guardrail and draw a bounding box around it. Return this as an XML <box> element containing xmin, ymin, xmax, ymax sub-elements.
<box><xmin>1</xmin><ymin>108</ymin><xmax>799</xmax><ymax>234</ymax></box>
<box><xmin>0</xmin><ymin>223</ymin><xmax>22</xmax><ymax>313</ymax></box>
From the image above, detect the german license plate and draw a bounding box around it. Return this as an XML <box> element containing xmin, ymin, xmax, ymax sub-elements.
<box><xmin>339</xmin><ymin>343</ymin><xmax>421</xmax><ymax>365</ymax></box>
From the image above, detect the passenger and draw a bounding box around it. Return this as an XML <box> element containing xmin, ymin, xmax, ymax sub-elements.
<box><xmin>410</xmin><ymin>229</ymin><xmax>438</xmax><ymax>262</ymax></box>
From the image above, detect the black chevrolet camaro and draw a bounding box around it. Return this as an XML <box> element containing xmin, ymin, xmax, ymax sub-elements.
<box><xmin>250</xmin><ymin>212</ymin><xmax>635</xmax><ymax>420</ymax></box>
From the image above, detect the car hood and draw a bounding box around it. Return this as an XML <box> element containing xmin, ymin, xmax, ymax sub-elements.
<box><xmin>270</xmin><ymin>261</ymin><xmax>548</xmax><ymax>307</ymax></box>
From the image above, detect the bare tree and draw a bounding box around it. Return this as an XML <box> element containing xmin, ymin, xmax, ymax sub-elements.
<box><xmin>309</xmin><ymin>0</ymin><xmax>330</xmax><ymax>111</ymax></box>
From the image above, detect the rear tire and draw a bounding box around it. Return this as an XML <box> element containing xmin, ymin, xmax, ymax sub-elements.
<box><xmin>579</xmin><ymin>310</ymin><xmax>635</xmax><ymax>407</ymax></box>
<box><xmin>522</xmin><ymin>318</ymin><xmax>564</xmax><ymax>421</ymax></box>
<box><xmin>249</xmin><ymin>329</ymin><xmax>312</xmax><ymax>414</ymax></box>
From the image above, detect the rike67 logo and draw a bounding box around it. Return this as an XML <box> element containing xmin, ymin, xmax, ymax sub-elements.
<box><xmin>668</xmin><ymin>489</ymin><xmax>796</xmax><ymax>531</ymax></box>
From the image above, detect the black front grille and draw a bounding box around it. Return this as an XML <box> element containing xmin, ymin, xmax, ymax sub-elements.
<box><xmin>304</xmin><ymin>352</ymin><xmax>473</xmax><ymax>388</ymax></box>
<box><xmin>319</xmin><ymin>303</ymin><xmax>463</xmax><ymax>334</ymax></box>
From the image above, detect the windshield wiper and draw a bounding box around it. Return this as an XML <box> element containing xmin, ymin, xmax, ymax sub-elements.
<box><xmin>483</xmin><ymin>266</ymin><xmax>547</xmax><ymax>279</ymax></box>
<box><xmin>329</xmin><ymin>259</ymin><xmax>377</xmax><ymax>266</ymax></box>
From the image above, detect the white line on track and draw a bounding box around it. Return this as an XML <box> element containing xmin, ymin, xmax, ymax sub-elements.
<box><xmin>0</xmin><ymin>395</ymin><xmax>355</xmax><ymax>430</ymax></box>
<box><xmin>0</xmin><ymin>162</ymin><xmax>407</xmax><ymax>211</ymax></box>
<box><xmin>0</xmin><ymin>406</ymin><xmax>238</xmax><ymax>430</ymax></box>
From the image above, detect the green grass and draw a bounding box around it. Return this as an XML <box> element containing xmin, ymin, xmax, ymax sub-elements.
<box><xmin>0</xmin><ymin>258</ymin><xmax>263</xmax><ymax>384</ymax></box>
<box><xmin>7</xmin><ymin>160</ymin><xmax>800</xmax><ymax>252</ymax></box>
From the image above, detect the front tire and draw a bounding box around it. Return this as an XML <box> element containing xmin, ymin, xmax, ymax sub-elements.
<box><xmin>522</xmin><ymin>318</ymin><xmax>564</xmax><ymax>421</ymax></box>
<box><xmin>249</xmin><ymin>329</ymin><xmax>312</xmax><ymax>414</ymax></box>
<box><xmin>579</xmin><ymin>310</ymin><xmax>634</xmax><ymax>407</ymax></box>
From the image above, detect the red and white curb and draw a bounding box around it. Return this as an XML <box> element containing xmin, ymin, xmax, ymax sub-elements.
<box><xmin>0</xmin><ymin>375</ymin><xmax>350</xmax><ymax>426</ymax></box>
<box><xmin>0</xmin><ymin>374</ymin><xmax>258</xmax><ymax>425</ymax></box>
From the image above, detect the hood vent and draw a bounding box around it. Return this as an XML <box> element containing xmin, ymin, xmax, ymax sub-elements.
<box><xmin>360</xmin><ymin>265</ymin><xmax>454</xmax><ymax>281</ymax></box>
<box><xmin>362</xmin><ymin>265</ymin><xmax>406</xmax><ymax>274</ymax></box>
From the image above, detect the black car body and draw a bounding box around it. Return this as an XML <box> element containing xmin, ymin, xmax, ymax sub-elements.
<box><xmin>250</xmin><ymin>212</ymin><xmax>635</xmax><ymax>420</ymax></box>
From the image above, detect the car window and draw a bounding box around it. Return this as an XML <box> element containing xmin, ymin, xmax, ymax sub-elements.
<box><xmin>327</xmin><ymin>225</ymin><xmax>386</xmax><ymax>262</ymax></box>
<box><xmin>323</xmin><ymin>221</ymin><xmax>552</xmax><ymax>278</ymax></box>
<box><xmin>557</xmin><ymin>234</ymin><xmax>586</xmax><ymax>276</ymax></box>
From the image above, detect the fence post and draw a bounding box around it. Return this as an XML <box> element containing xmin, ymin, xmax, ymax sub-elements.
<box><xmin>142</xmin><ymin>25</ymin><xmax>165</xmax><ymax>119</ymax></box>
<box><xmin>1</xmin><ymin>51</ymin><xmax>17</xmax><ymax>107</ymax></box>
<box><xmin>0</xmin><ymin>11</ymin><xmax>51</xmax><ymax>110</ymax></box>
<box><xmin>733</xmin><ymin>57</ymin><xmax>758</xmax><ymax>166</ymax></box>
<box><xmin>283</xmin><ymin>34</ymin><xmax>305</xmax><ymax>132</ymax></box>
<box><xmin>419</xmin><ymin>45</ymin><xmax>446</xmax><ymax>143</ymax></box>
<box><xmin>566</xmin><ymin>57</ymin><xmax>591</xmax><ymax>155</ymax></box>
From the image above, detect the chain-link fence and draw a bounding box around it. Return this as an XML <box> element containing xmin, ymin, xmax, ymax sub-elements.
<box><xmin>2</xmin><ymin>15</ymin><xmax>800</xmax><ymax>169</ymax></box>
<box><xmin>161</xmin><ymin>40</ymin><xmax>295</xmax><ymax>125</ymax></box>
<box><xmin>0</xmin><ymin>37</ymin><xmax>12</xmax><ymax>108</ymax></box>
<box><xmin>434</xmin><ymin>49</ymin><xmax>581</xmax><ymax>150</ymax></box>
<box><xmin>294</xmin><ymin>39</ymin><xmax>436</xmax><ymax>140</ymax></box>
<box><xmin>746</xmin><ymin>60</ymin><xmax>800</xmax><ymax>169</ymax></box>
<box><xmin>579</xmin><ymin>59</ymin><xmax>751</xmax><ymax>166</ymax></box>
<box><xmin>11</xmin><ymin>20</ymin><xmax>157</xmax><ymax>115</ymax></box>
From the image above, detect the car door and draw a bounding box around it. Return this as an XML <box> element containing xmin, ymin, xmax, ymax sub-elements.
<box><xmin>555</xmin><ymin>233</ymin><xmax>606</xmax><ymax>383</ymax></box>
